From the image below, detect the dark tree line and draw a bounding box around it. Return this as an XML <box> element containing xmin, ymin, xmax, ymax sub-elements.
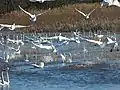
<box><xmin>0</xmin><ymin>0</ymin><xmax>101</xmax><ymax>13</ymax></box>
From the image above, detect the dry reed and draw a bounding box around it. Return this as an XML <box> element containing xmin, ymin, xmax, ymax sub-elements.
<box><xmin>0</xmin><ymin>3</ymin><xmax>120</xmax><ymax>32</ymax></box>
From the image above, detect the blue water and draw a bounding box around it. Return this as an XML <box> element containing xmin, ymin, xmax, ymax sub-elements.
<box><xmin>9</xmin><ymin>66</ymin><xmax>120</xmax><ymax>90</ymax></box>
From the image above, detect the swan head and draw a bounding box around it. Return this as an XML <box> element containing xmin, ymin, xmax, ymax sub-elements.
<box><xmin>9</xmin><ymin>23</ymin><xmax>15</xmax><ymax>30</ymax></box>
<box><xmin>41</xmin><ymin>0</ymin><xmax>45</xmax><ymax>3</ymax></box>
<box><xmin>30</xmin><ymin>15</ymin><xmax>36</xmax><ymax>22</ymax></box>
<box><xmin>31</xmin><ymin>14</ymin><xmax>36</xmax><ymax>18</ymax></box>
<box><xmin>86</xmin><ymin>15</ymin><xmax>89</xmax><ymax>19</ymax></box>
<box><xmin>40</xmin><ymin>62</ymin><xmax>44</xmax><ymax>68</ymax></box>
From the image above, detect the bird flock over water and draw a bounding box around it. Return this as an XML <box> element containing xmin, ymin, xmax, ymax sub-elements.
<box><xmin>0</xmin><ymin>30</ymin><xmax>119</xmax><ymax>68</ymax></box>
<box><xmin>0</xmin><ymin>0</ymin><xmax>120</xmax><ymax>87</ymax></box>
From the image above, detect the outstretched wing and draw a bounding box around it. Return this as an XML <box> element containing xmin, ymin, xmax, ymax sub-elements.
<box><xmin>19</xmin><ymin>5</ymin><xmax>33</xmax><ymax>17</ymax></box>
<box><xmin>106</xmin><ymin>37</ymin><xmax>114</xmax><ymax>44</ymax></box>
<box><xmin>85</xmin><ymin>39</ymin><xmax>103</xmax><ymax>45</ymax></box>
<box><xmin>36</xmin><ymin>12</ymin><xmax>44</xmax><ymax>17</ymax></box>
<box><xmin>15</xmin><ymin>25</ymin><xmax>30</xmax><ymax>28</ymax></box>
<box><xmin>112</xmin><ymin>0</ymin><xmax>120</xmax><ymax>7</ymax></box>
<box><xmin>29</xmin><ymin>0</ymin><xmax>37</xmax><ymax>2</ymax></box>
<box><xmin>36</xmin><ymin>8</ymin><xmax>50</xmax><ymax>16</ymax></box>
<box><xmin>0</xmin><ymin>24</ymin><xmax>11</xmax><ymax>28</ymax></box>
<box><xmin>75</xmin><ymin>8</ymin><xmax>86</xmax><ymax>17</ymax></box>
<box><xmin>88</xmin><ymin>8</ymin><xmax>96</xmax><ymax>16</ymax></box>
<box><xmin>60</xmin><ymin>53</ymin><xmax>66</xmax><ymax>61</ymax></box>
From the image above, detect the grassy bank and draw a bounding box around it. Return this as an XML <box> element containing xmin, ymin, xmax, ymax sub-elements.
<box><xmin>0</xmin><ymin>3</ymin><xmax>120</xmax><ymax>32</ymax></box>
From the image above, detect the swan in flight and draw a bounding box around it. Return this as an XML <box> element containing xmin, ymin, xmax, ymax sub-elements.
<box><xmin>75</xmin><ymin>8</ymin><xmax>96</xmax><ymax>19</ymax></box>
<box><xmin>101</xmin><ymin>0</ymin><xmax>120</xmax><ymax>7</ymax></box>
<box><xmin>0</xmin><ymin>23</ymin><xmax>30</xmax><ymax>31</ymax></box>
<box><xmin>32</xmin><ymin>42</ymin><xmax>57</xmax><ymax>52</ymax></box>
<box><xmin>84</xmin><ymin>38</ymin><xmax>105</xmax><ymax>48</ymax></box>
<box><xmin>29</xmin><ymin>0</ymin><xmax>55</xmax><ymax>3</ymax></box>
<box><xmin>19</xmin><ymin>5</ymin><xmax>50</xmax><ymax>23</ymax></box>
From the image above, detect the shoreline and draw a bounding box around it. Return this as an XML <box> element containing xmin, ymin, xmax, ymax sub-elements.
<box><xmin>0</xmin><ymin>3</ymin><xmax>120</xmax><ymax>33</ymax></box>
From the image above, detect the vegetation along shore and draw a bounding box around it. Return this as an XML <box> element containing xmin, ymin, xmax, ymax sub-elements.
<box><xmin>0</xmin><ymin>2</ymin><xmax>120</xmax><ymax>32</ymax></box>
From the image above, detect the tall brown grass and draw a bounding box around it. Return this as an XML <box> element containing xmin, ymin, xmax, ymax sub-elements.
<box><xmin>0</xmin><ymin>3</ymin><xmax>120</xmax><ymax>32</ymax></box>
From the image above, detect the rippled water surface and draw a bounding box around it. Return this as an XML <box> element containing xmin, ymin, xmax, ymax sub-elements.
<box><xmin>8</xmin><ymin>67</ymin><xmax>120</xmax><ymax>90</ymax></box>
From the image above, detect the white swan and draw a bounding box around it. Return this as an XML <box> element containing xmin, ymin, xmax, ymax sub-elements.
<box><xmin>101</xmin><ymin>0</ymin><xmax>120</xmax><ymax>7</ymax></box>
<box><xmin>31</xmin><ymin>62</ymin><xmax>45</xmax><ymax>68</ymax></box>
<box><xmin>0</xmin><ymin>23</ymin><xmax>29</xmax><ymax>31</ymax></box>
<box><xmin>24</xmin><ymin>54</ymin><xmax>45</xmax><ymax>68</ymax></box>
<box><xmin>32</xmin><ymin>42</ymin><xmax>57</xmax><ymax>52</ymax></box>
<box><xmin>19</xmin><ymin>5</ymin><xmax>50</xmax><ymax>23</ymax></box>
<box><xmin>75</xmin><ymin>8</ymin><xmax>96</xmax><ymax>19</ymax></box>
<box><xmin>84</xmin><ymin>38</ymin><xmax>105</xmax><ymax>48</ymax></box>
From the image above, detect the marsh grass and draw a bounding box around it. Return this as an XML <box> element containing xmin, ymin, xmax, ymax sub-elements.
<box><xmin>0</xmin><ymin>3</ymin><xmax>120</xmax><ymax>32</ymax></box>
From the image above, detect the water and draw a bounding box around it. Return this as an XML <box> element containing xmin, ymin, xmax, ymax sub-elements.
<box><xmin>9</xmin><ymin>67</ymin><xmax>120</xmax><ymax>90</ymax></box>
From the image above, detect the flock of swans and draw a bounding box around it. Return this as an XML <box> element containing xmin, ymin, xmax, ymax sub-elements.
<box><xmin>0</xmin><ymin>30</ymin><xmax>119</xmax><ymax>67</ymax></box>
<box><xmin>0</xmin><ymin>0</ymin><xmax>120</xmax><ymax>87</ymax></box>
